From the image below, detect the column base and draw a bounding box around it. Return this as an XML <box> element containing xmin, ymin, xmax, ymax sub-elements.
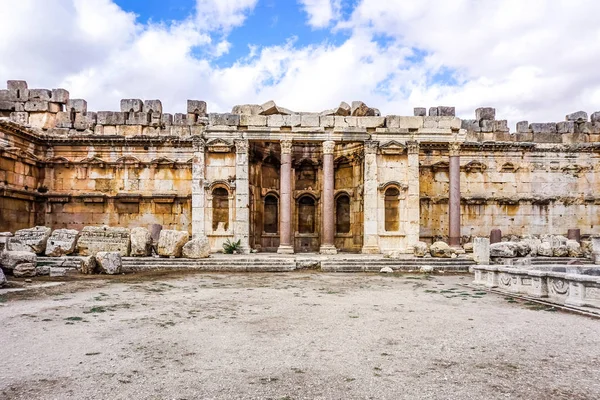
<box><xmin>361</xmin><ymin>245</ymin><xmax>380</xmax><ymax>254</ymax></box>
<box><xmin>277</xmin><ymin>245</ymin><xmax>294</xmax><ymax>254</ymax></box>
<box><xmin>319</xmin><ymin>244</ymin><xmax>337</xmax><ymax>255</ymax></box>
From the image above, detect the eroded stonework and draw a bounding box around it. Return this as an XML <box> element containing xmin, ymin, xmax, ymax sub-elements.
<box><xmin>2</xmin><ymin>80</ymin><xmax>600</xmax><ymax>254</ymax></box>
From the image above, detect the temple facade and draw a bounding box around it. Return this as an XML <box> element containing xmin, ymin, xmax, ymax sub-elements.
<box><xmin>2</xmin><ymin>80</ymin><xmax>600</xmax><ymax>254</ymax></box>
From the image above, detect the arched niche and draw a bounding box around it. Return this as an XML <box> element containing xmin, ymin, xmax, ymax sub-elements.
<box><xmin>335</xmin><ymin>194</ymin><xmax>351</xmax><ymax>234</ymax></box>
<box><xmin>297</xmin><ymin>195</ymin><xmax>316</xmax><ymax>234</ymax></box>
<box><xmin>212</xmin><ymin>187</ymin><xmax>229</xmax><ymax>231</ymax></box>
<box><xmin>263</xmin><ymin>194</ymin><xmax>278</xmax><ymax>234</ymax></box>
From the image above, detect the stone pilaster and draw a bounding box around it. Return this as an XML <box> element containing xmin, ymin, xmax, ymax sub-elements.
<box><xmin>362</xmin><ymin>140</ymin><xmax>380</xmax><ymax>254</ymax></box>
<box><xmin>277</xmin><ymin>139</ymin><xmax>294</xmax><ymax>254</ymax></box>
<box><xmin>320</xmin><ymin>140</ymin><xmax>337</xmax><ymax>254</ymax></box>
<box><xmin>448</xmin><ymin>142</ymin><xmax>461</xmax><ymax>247</ymax></box>
<box><xmin>406</xmin><ymin>141</ymin><xmax>420</xmax><ymax>250</ymax></box>
<box><xmin>191</xmin><ymin>138</ymin><xmax>206</xmax><ymax>239</ymax></box>
<box><xmin>234</xmin><ymin>139</ymin><xmax>250</xmax><ymax>254</ymax></box>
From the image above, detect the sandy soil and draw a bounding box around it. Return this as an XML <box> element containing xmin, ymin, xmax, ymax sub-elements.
<box><xmin>1</xmin><ymin>271</ymin><xmax>599</xmax><ymax>400</ymax></box>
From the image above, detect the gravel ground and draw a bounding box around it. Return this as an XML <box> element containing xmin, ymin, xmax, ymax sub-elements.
<box><xmin>1</xmin><ymin>271</ymin><xmax>599</xmax><ymax>400</ymax></box>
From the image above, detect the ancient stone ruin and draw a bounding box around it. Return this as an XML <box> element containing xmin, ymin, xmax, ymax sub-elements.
<box><xmin>1</xmin><ymin>79</ymin><xmax>600</xmax><ymax>265</ymax></box>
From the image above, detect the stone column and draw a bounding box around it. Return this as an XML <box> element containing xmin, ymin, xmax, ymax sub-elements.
<box><xmin>277</xmin><ymin>139</ymin><xmax>294</xmax><ymax>254</ymax></box>
<box><xmin>320</xmin><ymin>140</ymin><xmax>337</xmax><ymax>255</ymax></box>
<box><xmin>448</xmin><ymin>142</ymin><xmax>461</xmax><ymax>247</ymax></box>
<box><xmin>191</xmin><ymin>138</ymin><xmax>206</xmax><ymax>239</ymax></box>
<box><xmin>234</xmin><ymin>139</ymin><xmax>250</xmax><ymax>254</ymax></box>
<box><xmin>406</xmin><ymin>141</ymin><xmax>420</xmax><ymax>251</ymax></box>
<box><xmin>362</xmin><ymin>140</ymin><xmax>380</xmax><ymax>254</ymax></box>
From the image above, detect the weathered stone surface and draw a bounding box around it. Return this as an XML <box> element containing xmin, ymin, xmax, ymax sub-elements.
<box><xmin>515</xmin><ymin>241</ymin><xmax>531</xmax><ymax>257</ymax></box>
<box><xmin>413</xmin><ymin>107</ymin><xmax>426</xmax><ymax>117</ymax></box>
<box><xmin>130</xmin><ymin>227</ymin><xmax>152</xmax><ymax>256</ymax></box>
<box><xmin>259</xmin><ymin>100</ymin><xmax>291</xmax><ymax>116</ymax></box>
<box><xmin>566</xmin><ymin>111</ymin><xmax>588</xmax><ymax>122</ymax></box>
<box><xmin>80</xmin><ymin>256</ymin><xmax>98</xmax><ymax>275</ymax></box>
<box><xmin>461</xmin><ymin>119</ymin><xmax>480</xmax><ymax>131</ymax></box>
<box><xmin>76</xmin><ymin>226</ymin><xmax>131</xmax><ymax>256</ymax></box>
<box><xmin>476</xmin><ymin>107</ymin><xmax>495</xmax><ymax>121</ymax></box>
<box><xmin>0</xmin><ymin>268</ymin><xmax>7</xmax><ymax>286</ymax></box>
<box><xmin>379</xmin><ymin>267</ymin><xmax>393</xmax><ymax>273</ymax></box>
<box><xmin>14</xmin><ymin>263</ymin><xmax>36</xmax><ymax>278</ymax></box>
<box><xmin>232</xmin><ymin>104</ymin><xmax>261</xmax><ymax>115</ymax></box>
<box><xmin>120</xmin><ymin>99</ymin><xmax>143</xmax><ymax>113</ymax></box>
<box><xmin>45</xmin><ymin>229</ymin><xmax>79</xmax><ymax>257</ymax></box>
<box><xmin>428</xmin><ymin>107</ymin><xmax>439</xmax><ymax>117</ymax></box>
<box><xmin>51</xmin><ymin>88</ymin><xmax>69</xmax><ymax>104</ymax></box>
<box><xmin>413</xmin><ymin>241</ymin><xmax>428</xmax><ymax>257</ymax></box>
<box><xmin>0</xmin><ymin>232</ymin><xmax>12</xmax><ymax>253</ymax></box>
<box><xmin>490</xmin><ymin>242</ymin><xmax>517</xmax><ymax>258</ymax></box>
<box><xmin>157</xmin><ymin>230</ymin><xmax>189</xmax><ymax>257</ymax></box>
<box><xmin>437</xmin><ymin>106</ymin><xmax>455</xmax><ymax>117</ymax></box>
<box><xmin>351</xmin><ymin>101</ymin><xmax>376</xmax><ymax>117</ymax></box>
<box><xmin>473</xmin><ymin>237</ymin><xmax>490</xmax><ymax>264</ymax></box>
<box><xmin>0</xmin><ymin>251</ymin><xmax>37</xmax><ymax>270</ymax></box>
<box><xmin>420</xmin><ymin>265</ymin><xmax>434</xmax><ymax>273</ymax></box>
<box><xmin>188</xmin><ymin>100</ymin><xmax>207</xmax><ymax>116</ymax></box>
<box><xmin>143</xmin><ymin>100</ymin><xmax>162</xmax><ymax>114</ymax></box>
<box><xmin>538</xmin><ymin>242</ymin><xmax>553</xmax><ymax>257</ymax></box>
<box><xmin>208</xmin><ymin>113</ymin><xmax>240</xmax><ymax>126</ymax></box>
<box><xmin>530</xmin><ymin>123</ymin><xmax>557</xmax><ymax>134</ymax></box>
<box><xmin>591</xmin><ymin>112</ymin><xmax>600</xmax><ymax>124</ymax></box>
<box><xmin>97</xmin><ymin>111</ymin><xmax>126</xmax><ymax>125</ymax></box>
<box><xmin>8</xmin><ymin>226</ymin><xmax>51</xmax><ymax>254</ymax></box>
<box><xmin>67</xmin><ymin>99</ymin><xmax>87</xmax><ymax>113</ymax></box>
<box><xmin>463</xmin><ymin>242</ymin><xmax>473</xmax><ymax>253</ymax></box>
<box><xmin>95</xmin><ymin>252</ymin><xmax>122</xmax><ymax>275</ymax></box>
<box><xmin>553</xmin><ymin>245</ymin><xmax>569</xmax><ymax>257</ymax></box>
<box><xmin>566</xmin><ymin>240</ymin><xmax>582</xmax><ymax>257</ymax></box>
<box><xmin>335</xmin><ymin>102</ymin><xmax>351</xmax><ymax>116</ymax></box>
<box><xmin>516</xmin><ymin>121</ymin><xmax>530</xmax><ymax>133</ymax></box>
<box><xmin>36</xmin><ymin>265</ymin><xmax>50</xmax><ymax>276</ymax></box>
<box><xmin>557</xmin><ymin>121</ymin><xmax>575</xmax><ymax>134</ymax></box>
<box><xmin>430</xmin><ymin>241</ymin><xmax>454</xmax><ymax>258</ymax></box>
<box><xmin>182</xmin><ymin>236</ymin><xmax>210</xmax><ymax>259</ymax></box>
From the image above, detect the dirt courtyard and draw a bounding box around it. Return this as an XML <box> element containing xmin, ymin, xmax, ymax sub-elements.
<box><xmin>1</xmin><ymin>271</ymin><xmax>599</xmax><ymax>400</ymax></box>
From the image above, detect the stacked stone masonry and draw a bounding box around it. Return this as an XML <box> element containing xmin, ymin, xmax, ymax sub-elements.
<box><xmin>3</xmin><ymin>80</ymin><xmax>600</xmax><ymax>254</ymax></box>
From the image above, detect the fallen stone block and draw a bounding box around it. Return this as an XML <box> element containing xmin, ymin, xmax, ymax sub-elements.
<box><xmin>182</xmin><ymin>236</ymin><xmax>210</xmax><ymax>259</ymax></box>
<box><xmin>95</xmin><ymin>252</ymin><xmax>122</xmax><ymax>275</ymax></box>
<box><xmin>490</xmin><ymin>242</ymin><xmax>517</xmax><ymax>258</ymax></box>
<box><xmin>259</xmin><ymin>100</ymin><xmax>291</xmax><ymax>116</ymax></box>
<box><xmin>0</xmin><ymin>251</ymin><xmax>36</xmax><ymax>271</ymax></box>
<box><xmin>45</xmin><ymin>229</ymin><xmax>80</xmax><ymax>257</ymax></box>
<box><xmin>413</xmin><ymin>241</ymin><xmax>429</xmax><ymax>257</ymax></box>
<box><xmin>0</xmin><ymin>268</ymin><xmax>7</xmax><ymax>287</ymax></box>
<box><xmin>430</xmin><ymin>241</ymin><xmax>454</xmax><ymax>258</ymax></box>
<box><xmin>8</xmin><ymin>226</ymin><xmax>51</xmax><ymax>254</ymax></box>
<box><xmin>538</xmin><ymin>241</ymin><xmax>553</xmax><ymax>256</ymax></box>
<box><xmin>76</xmin><ymin>226</ymin><xmax>131</xmax><ymax>256</ymax></box>
<box><xmin>157</xmin><ymin>230</ymin><xmax>189</xmax><ymax>257</ymax></box>
<box><xmin>130</xmin><ymin>227</ymin><xmax>152</xmax><ymax>257</ymax></box>
<box><xmin>231</xmin><ymin>104</ymin><xmax>262</xmax><ymax>115</ymax></box>
<box><xmin>14</xmin><ymin>263</ymin><xmax>36</xmax><ymax>278</ymax></box>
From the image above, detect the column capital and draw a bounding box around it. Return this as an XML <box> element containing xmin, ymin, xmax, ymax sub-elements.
<box><xmin>280</xmin><ymin>139</ymin><xmax>293</xmax><ymax>155</ymax></box>
<box><xmin>234</xmin><ymin>139</ymin><xmax>249</xmax><ymax>154</ymax></box>
<box><xmin>322</xmin><ymin>140</ymin><xmax>335</xmax><ymax>155</ymax></box>
<box><xmin>449</xmin><ymin>141</ymin><xmax>461</xmax><ymax>157</ymax></box>
<box><xmin>193</xmin><ymin>137</ymin><xmax>206</xmax><ymax>151</ymax></box>
<box><xmin>406</xmin><ymin>140</ymin><xmax>419</xmax><ymax>155</ymax></box>
<box><xmin>364</xmin><ymin>140</ymin><xmax>379</xmax><ymax>155</ymax></box>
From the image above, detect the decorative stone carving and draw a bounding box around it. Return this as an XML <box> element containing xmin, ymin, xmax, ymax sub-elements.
<box><xmin>364</xmin><ymin>140</ymin><xmax>379</xmax><ymax>155</ymax></box>
<box><xmin>322</xmin><ymin>140</ymin><xmax>335</xmax><ymax>155</ymax></box>
<box><xmin>379</xmin><ymin>140</ymin><xmax>406</xmax><ymax>155</ymax></box>
<box><xmin>406</xmin><ymin>141</ymin><xmax>419</xmax><ymax>155</ymax></box>
<box><xmin>76</xmin><ymin>226</ymin><xmax>131</xmax><ymax>256</ymax></box>
<box><xmin>206</xmin><ymin>138</ymin><xmax>233</xmax><ymax>153</ymax></box>
<box><xmin>8</xmin><ymin>226</ymin><xmax>52</xmax><ymax>254</ymax></box>
<box><xmin>280</xmin><ymin>139</ymin><xmax>293</xmax><ymax>154</ymax></box>
<box><xmin>234</xmin><ymin>139</ymin><xmax>249</xmax><ymax>154</ymax></box>
<box><xmin>448</xmin><ymin>142</ymin><xmax>461</xmax><ymax>157</ymax></box>
<box><xmin>45</xmin><ymin>229</ymin><xmax>80</xmax><ymax>257</ymax></box>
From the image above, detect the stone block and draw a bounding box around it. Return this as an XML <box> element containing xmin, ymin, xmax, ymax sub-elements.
<box><xmin>14</xmin><ymin>263</ymin><xmax>36</xmax><ymax>277</ymax></box>
<box><xmin>143</xmin><ymin>99</ymin><xmax>162</xmax><ymax>114</ymax></box>
<box><xmin>557</xmin><ymin>121</ymin><xmax>575</xmax><ymax>134</ymax></box>
<box><xmin>0</xmin><ymin>251</ymin><xmax>36</xmax><ymax>270</ymax></box>
<box><xmin>24</xmin><ymin>101</ymin><xmax>60</xmax><ymax>112</ymax></box>
<box><xmin>516</xmin><ymin>121</ymin><xmax>530</xmax><ymax>133</ymax></box>
<box><xmin>438</xmin><ymin>116</ymin><xmax>461</xmax><ymax>129</ymax></box>
<box><xmin>473</xmin><ymin>237</ymin><xmax>490</xmax><ymax>264</ymax></box>
<box><xmin>126</xmin><ymin>112</ymin><xmax>150</xmax><ymax>126</ymax></box>
<box><xmin>0</xmin><ymin>90</ymin><xmax>10</xmax><ymax>101</ymax></box>
<box><xmin>7</xmin><ymin>80</ymin><xmax>27</xmax><ymax>91</ymax></box>
<box><xmin>130</xmin><ymin>227</ymin><xmax>152</xmax><ymax>256</ymax></box>
<box><xmin>55</xmin><ymin>111</ymin><xmax>72</xmax><ymax>128</ymax></box>
<box><xmin>533</xmin><ymin>132</ymin><xmax>562</xmax><ymax>143</ymax></box>
<box><xmin>157</xmin><ymin>230</ymin><xmax>189</xmax><ymax>257</ymax></box>
<box><xmin>300</xmin><ymin>114</ymin><xmax>320</xmax><ymax>127</ymax></box>
<box><xmin>76</xmin><ymin>226</ymin><xmax>131</xmax><ymax>256</ymax></box>
<box><xmin>333</xmin><ymin>116</ymin><xmax>349</xmax><ymax>127</ymax></box>
<box><xmin>209</xmin><ymin>113</ymin><xmax>240</xmax><ymax>126</ymax></box>
<box><xmin>240</xmin><ymin>114</ymin><xmax>266</xmax><ymax>126</ymax></box>
<box><xmin>73</xmin><ymin>112</ymin><xmax>97</xmax><ymax>130</ymax></box>
<box><xmin>8</xmin><ymin>226</ymin><xmax>51</xmax><ymax>254</ymax></box>
<box><xmin>335</xmin><ymin>102</ymin><xmax>351</xmax><ymax>116</ymax></box>
<box><xmin>173</xmin><ymin>113</ymin><xmax>188</xmax><ymax>126</ymax></box>
<box><xmin>591</xmin><ymin>112</ymin><xmax>600</xmax><ymax>124</ymax></box>
<box><xmin>494</xmin><ymin>120</ymin><xmax>509</xmax><ymax>132</ymax></box>
<box><xmin>45</xmin><ymin>229</ymin><xmax>80</xmax><ymax>257</ymax></box>
<box><xmin>267</xmin><ymin>114</ymin><xmax>284</xmax><ymax>127</ymax></box>
<box><xmin>120</xmin><ymin>99</ymin><xmax>143</xmax><ymax>113</ymax></box>
<box><xmin>10</xmin><ymin>112</ymin><xmax>28</xmax><ymax>125</ymax></box>
<box><xmin>530</xmin><ymin>123</ymin><xmax>557</xmax><ymax>133</ymax></box>
<box><xmin>437</xmin><ymin>106</ymin><xmax>455</xmax><ymax>117</ymax></box>
<box><xmin>423</xmin><ymin>116</ymin><xmax>439</xmax><ymax>128</ymax></box>
<box><xmin>461</xmin><ymin>119</ymin><xmax>480</xmax><ymax>131</ymax></box>
<box><xmin>28</xmin><ymin>89</ymin><xmax>51</xmax><ymax>101</ymax></box>
<box><xmin>386</xmin><ymin>116</ymin><xmax>423</xmax><ymax>130</ymax></box>
<box><xmin>480</xmin><ymin>119</ymin><xmax>495</xmax><ymax>133</ymax></box>
<box><xmin>67</xmin><ymin>99</ymin><xmax>87</xmax><ymax>113</ymax></box>
<box><xmin>476</xmin><ymin>107</ymin><xmax>495</xmax><ymax>121</ymax></box>
<box><xmin>182</xmin><ymin>236</ymin><xmax>210</xmax><ymax>259</ymax></box>
<box><xmin>0</xmin><ymin>101</ymin><xmax>16</xmax><ymax>111</ymax></box>
<box><xmin>428</xmin><ymin>107</ymin><xmax>439</xmax><ymax>117</ymax></box>
<box><xmin>494</xmin><ymin>131</ymin><xmax>512</xmax><ymax>141</ymax></box>
<box><xmin>414</xmin><ymin>107</ymin><xmax>426</xmax><ymax>117</ymax></box>
<box><xmin>97</xmin><ymin>111</ymin><xmax>126</xmax><ymax>125</ymax></box>
<box><xmin>351</xmin><ymin>101</ymin><xmax>372</xmax><ymax>116</ymax></box>
<box><xmin>187</xmin><ymin>100</ymin><xmax>207</xmax><ymax>116</ymax></box>
<box><xmin>566</xmin><ymin>111</ymin><xmax>588</xmax><ymax>122</ymax></box>
<box><xmin>95</xmin><ymin>251</ymin><xmax>122</xmax><ymax>275</ymax></box>
<box><xmin>51</xmin><ymin>88</ymin><xmax>69</xmax><ymax>104</ymax></box>
<box><xmin>232</xmin><ymin>104</ymin><xmax>261</xmax><ymax>115</ymax></box>
<box><xmin>357</xmin><ymin>116</ymin><xmax>385</xmax><ymax>128</ymax></box>
<box><xmin>161</xmin><ymin>113</ymin><xmax>173</xmax><ymax>125</ymax></box>
<box><xmin>575</xmin><ymin>122</ymin><xmax>593</xmax><ymax>134</ymax></box>
<box><xmin>319</xmin><ymin>115</ymin><xmax>334</xmax><ymax>128</ymax></box>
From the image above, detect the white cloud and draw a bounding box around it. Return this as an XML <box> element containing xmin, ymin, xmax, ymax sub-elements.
<box><xmin>298</xmin><ymin>0</ymin><xmax>341</xmax><ymax>28</ymax></box>
<box><xmin>1</xmin><ymin>0</ymin><xmax>600</xmax><ymax>130</ymax></box>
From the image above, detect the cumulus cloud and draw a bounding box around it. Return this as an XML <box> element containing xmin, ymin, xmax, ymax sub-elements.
<box><xmin>1</xmin><ymin>0</ymin><xmax>600</xmax><ymax>129</ymax></box>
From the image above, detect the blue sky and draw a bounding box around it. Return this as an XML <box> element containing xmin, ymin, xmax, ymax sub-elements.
<box><xmin>2</xmin><ymin>0</ymin><xmax>600</xmax><ymax>128</ymax></box>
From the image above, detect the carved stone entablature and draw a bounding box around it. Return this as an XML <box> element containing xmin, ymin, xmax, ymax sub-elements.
<box><xmin>293</xmin><ymin>190</ymin><xmax>320</xmax><ymax>200</ymax></box>
<box><xmin>78</xmin><ymin>156</ymin><xmax>106</xmax><ymax>167</ymax></box>
<box><xmin>496</xmin><ymin>197</ymin><xmax>520</xmax><ymax>205</ymax></box>
<box><xmin>0</xmin><ymin>147</ymin><xmax>41</xmax><ymax>164</ymax></box>
<box><xmin>378</xmin><ymin>181</ymin><xmax>408</xmax><ymax>192</ymax></box>
<box><xmin>45</xmin><ymin>193</ymin><xmax>71</xmax><ymax>203</ymax></box>
<box><xmin>463</xmin><ymin>196</ymin><xmax>487</xmax><ymax>205</ymax></box>
<box><xmin>406</xmin><ymin>140</ymin><xmax>419</xmax><ymax>155</ymax></box>
<box><xmin>207</xmin><ymin>138</ymin><xmax>233</xmax><ymax>153</ymax></box>
<box><xmin>115</xmin><ymin>155</ymin><xmax>141</xmax><ymax>168</ymax></box>
<box><xmin>500</xmin><ymin>162</ymin><xmax>518</xmax><ymax>172</ymax></box>
<box><xmin>79</xmin><ymin>193</ymin><xmax>106</xmax><ymax>203</ymax></box>
<box><xmin>430</xmin><ymin>161</ymin><xmax>449</xmax><ymax>171</ymax></box>
<box><xmin>152</xmin><ymin>194</ymin><xmax>177</xmax><ymax>203</ymax></box>
<box><xmin>204</xmin><ymin>179</ymin><xmax>235</xmax><ymax>192</ymax></box>
<box><xmin>448</xmin><ymin>142</ymin><xmax>461</xmax><ymax>157</ymax></box>
<box><xmin>45</xmin><ymin>156</ymin><xmax>70</xmax><ymax>166</ymax></box>
<box><xmin>379</xmin><ymin>140</ymin><xmax>406</xmax><ymax>155</ymax></box>
<box><xmin>280</xmin><ymin>139</ymin><xmax>293</xmax><ymax>155</ymax></box>
<box><xmin>463</xmin><ymin>160</ymin><xmax>487</xmax><ymax>173</ymax></box>
<box><xmin>562</xmin><ymin>164</ymin><xmax>590</xmax><ymax>175</ymax></box>
<box><xmin>150</xmin><ymin>157</ymin><xmax>177</xmax><ymax>168</ymax></box>
<box><xmin>115</xmin><ymin>193</ymin><xmax>142</xmax><ymax>203</ymax></box>
<box><xmin>364</xmin><ymin>140</ymin><xmax>379</xmax><ymax>155</ymax></box>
